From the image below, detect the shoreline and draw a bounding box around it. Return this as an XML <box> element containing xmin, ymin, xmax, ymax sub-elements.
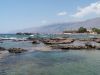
<box><xmin>0</xmin><ymin>33</ymin><xmax>99</xmax><ymax>59</ymax></box>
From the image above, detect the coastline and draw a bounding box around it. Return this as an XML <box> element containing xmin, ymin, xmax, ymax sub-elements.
<box><xmin>0</xmin><ymin>33</ymin><xmax>100</xmax><ymax>59</ymax></box>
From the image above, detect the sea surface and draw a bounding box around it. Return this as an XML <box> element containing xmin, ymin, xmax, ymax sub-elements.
<box><xmin>0</xmin><ymin>34</ymin><xmax>100</xmax><ymax>75</ymax></box>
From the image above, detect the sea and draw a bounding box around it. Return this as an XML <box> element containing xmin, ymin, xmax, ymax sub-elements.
<box><xmin>0</xmin><ymin>34</ymin><xmax>100</xmax><ymax>75</ymax></box>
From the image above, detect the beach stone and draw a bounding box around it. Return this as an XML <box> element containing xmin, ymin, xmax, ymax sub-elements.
<box><xmin>0</xmin><ymin>47</ymin><xmax>6</xmax><ymax>51</ymax></box>
<box><xmin>32</xmin><ymin>40</ymin><xmax>39</xmax><ymax>44</ymax></box>
<box><xmin>8</xmin><ymin>48</ymin><xmax>27</xmax><ymax>53</ymax></box>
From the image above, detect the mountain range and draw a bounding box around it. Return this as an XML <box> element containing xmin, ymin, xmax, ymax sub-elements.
<box><xmin>13</xmin><ymin>17</ymin><xmax>100</xmax><ymax>33</ymax></box>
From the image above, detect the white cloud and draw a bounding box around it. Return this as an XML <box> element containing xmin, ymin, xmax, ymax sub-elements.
<box><xmin>72</xmin><ymin>1</ymin><xmax>100</xmax><ymax>18</ymax></box>
<box><xmin>57</xmin><ymin>11</ymin><xmax>67</xmax><ymax>16</ymax></box>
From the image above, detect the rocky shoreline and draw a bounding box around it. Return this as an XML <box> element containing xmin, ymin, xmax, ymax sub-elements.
<box><xmin>0</xmin><ymin>37</ymin><xmax>100</xmax><ymax>59</ymax></box>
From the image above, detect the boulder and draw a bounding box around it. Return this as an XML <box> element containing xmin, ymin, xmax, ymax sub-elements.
<box><xmin>32</xmin><ymin>40</ymin><xmax>40</xmax><ymax>44</ymax></box>
<box><xmin>95</xmin><ymin>38</ymin><xmax>100</xmax><ymax>43</ymax></box>
<box><xmin>42</xmin><ymin>38</ymin><xmax>74</xmax><ymax>45</ymax></box>
<box><xmin>85</xmin><ymin>42</ymin><xmax>96</xmax><ymax>48</ymax></box>
<box><xmin>8</xmin><ymin>48</ymin><xmax>27</xmax><ymax>53</ymax></box>
<box><xmin>0</xmin><ymin>47</ymin><xmax>6</xmax><ymax>51</ymax></box>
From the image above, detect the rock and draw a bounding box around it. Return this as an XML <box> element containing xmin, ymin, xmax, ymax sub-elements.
<box><xmin>27</xmin><ymin>37</ymin><xmax>35</xmax><ymax>40</ymax></box>
<box><xmin>0</xmin><ymin>47</ymin><xmax>6</xmax><ymax>51</ymax></box>
<box><xmin>12</xmin><ymin>39</ymin><xmax>27</xmax><ymax>42</ymax></box>
<box><xmin>8</xmin><ymin>48</ymin><xmax>27</xmax><ymax>53</ymax></box>
<box><xmin>50</xmin><ymin>44</ymin><xmax>96</xmax><ymax>50</ymax></box>
<box><xmin>32</xmin><ymin>40</ymin><xmax>40</xmax><ymax>44</ymax></box>
<box><xmin>27</xmin><ymin>37</ymin><xmax>40</xmax><ymax>44</ymax></box>
<box><xmin>95</xmin><ymin>38</ymin><xmax>100</xmax><ymax>43</ymax></box>
<box><xmin>42</xmin><ymin>38</ymin><xmax>74</xmax><ymax>44</ymax></box>
<box><xmin>78</xmin><ymin>38</ymin><xmax>94</xmax><ymax>41</ymax></box>
<box><xmin>85</xmin><ymin>42</ymin><xmax>96</xmax><ymax>48</ymax></box>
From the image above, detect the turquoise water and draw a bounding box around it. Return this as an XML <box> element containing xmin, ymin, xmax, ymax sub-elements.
<box><xmin>0</xmin><ymin>34</ymin><xmax>100</xmax><ymax>39</ymax></box>
<box><xmin>0</xmin><ymin>41</ymin><xmax>33</xmax><ymax>49</ymax></box>
<box><xmin>0</xmin><ymin>34</ymin><xmax>100</xmax><ymax>75</ymax></box>
<box><xmin>1</xmin><ymin>50</ymin><xmax>100</xmax><ymax>75</ymax></box>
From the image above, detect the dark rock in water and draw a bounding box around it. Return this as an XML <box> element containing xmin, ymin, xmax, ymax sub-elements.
<box><xmin>16</xmin><ymin>32</ymin><xmax>33</xmax><ymax>35</ymax></box>
<box><xmin>0</xmin><ymin>47</ymin><xmax>6</xmax><ymax>51</ymax></box>
<box><xmin>50</xmin><ymin>43</ymin><xmax>97</xmax><ymax>50</ymax></box>
<box><xmin>78</xmin><ymin>38</ymin><xmax>93</xmax><ymax>42</ymax></box>
<box><xmin>42</xmin><ymin>38</ymin><xmax>74</xmax><ymax>45</ymax></box>
<box><xmin>32</xmin><ymin>41</ymin><xmax>39</xmax><ymax>44</ymax></box>
<box><xmin>27</xmin><ymin>37</ymin><xmax>35</xmax><ymax>40</ymax></box>
<box><xmin>27</xmin><ymin>37</ymin><xmax>40</xmax><ymax>44</ymax></box>
<box><xmin>95</xmin><ymin>38</ymin><xmax>100</xmax><ymax>43</ymax></box>
<box><xmin>8</xmin><ymin>48</ymin><xmax>27</xmax><ymax>53</ymax></box>
<box><xmin>96</xmin><ymin>47</ymin><xmax>100</xmax><ymax>50</ymax></box>
<box><xmin>12</xmin><ymin>39</ymin><xmax>27</xmax><ymax>42</ymax></box>
<box><xmin>32</xmin><ymin>39</ymin><xmax>40</xmax><ymax>44</ymax></box>
<box><xmin>85</xmin><ymin>42</ymin><xmax>96</xmax><ymax>48</ymax></box>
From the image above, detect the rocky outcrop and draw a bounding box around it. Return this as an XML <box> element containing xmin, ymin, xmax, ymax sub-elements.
<box><xmin>8</xmin><ymin>48</ymin><xmax>27</xmax><ymax>53</ymax></box>
<box><xmin>42</xmin><ymin>38</ymin><xmax>74</xmax><ymax>45</ymax></box>
<box><xmin>50</xmin><ymin>44</ymin><xmax>97</xmax><ymax>50</ymax></box>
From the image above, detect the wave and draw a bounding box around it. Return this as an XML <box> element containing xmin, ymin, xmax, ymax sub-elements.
<box><xmin>0</xmin><ymin>37</ymin><xmax>28</xmax><ymax>40</ymax></box>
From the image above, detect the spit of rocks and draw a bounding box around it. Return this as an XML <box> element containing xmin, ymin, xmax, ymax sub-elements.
<box><xmin>49</xmin><ymin>42</ymin><xmax>100</xmax><ymax>50</ymax></box>
<box><xmin>8</xmin><ymin>48</ymin><xmax>27</xmax><ymax>53</ymax></box>
<box><xmin>41</xmin><ymin>38</ymin><xmax>75</xmax><ymax>45</ymax></box>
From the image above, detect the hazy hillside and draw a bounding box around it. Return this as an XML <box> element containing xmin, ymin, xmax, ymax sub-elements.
<box><xmin>13</xmin><ymin>17</ymin><xmax>100</xmax><ymax>33</ymax></box>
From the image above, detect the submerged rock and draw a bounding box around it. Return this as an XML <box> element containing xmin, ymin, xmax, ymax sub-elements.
<box><xmin>8</xmin><ymin>48</ymin><xmax>27</xmax><ymax>53</ymax></box>
<box><xmin>32</xmin><ymin>40</ymin><xmax>40</xmax><ymax>44</ymax></box>
<box><xmin>27</xmin><ymin>37</ymin><xmax>35</xmax><ymax>40</ymax></box>
<box><xmin>85</xmin><ymin>42</ymin><xmax>96</xmax><ymax>48</ymax></box>
<box><xmin>0</xmin><ymin>47</ymin><xmax>6</xmax><ymax>51</ymax></box>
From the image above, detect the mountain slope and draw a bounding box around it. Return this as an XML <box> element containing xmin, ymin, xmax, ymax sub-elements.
<box><xmin>13</xmin><ymin>17</ymin><xmax>100</xmax><ymax>33</ymax></box>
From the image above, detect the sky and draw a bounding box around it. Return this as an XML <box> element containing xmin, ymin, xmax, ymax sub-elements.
<box><xmin>0</xmin><ymin>0</ymin><xmax>100</xmax><ymax>33</ymax></box>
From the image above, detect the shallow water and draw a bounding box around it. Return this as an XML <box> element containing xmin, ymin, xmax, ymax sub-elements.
<box><xmin>0</xmin><ymin>34</ymin><xmax>100</xmax><ymax>39</ymax></box>
<box><xmin>0</xmin><ymin>34</ymin><xmax>100</xmax><ymax>75</ymax></box>
<box><xmin>0</xmin><ymin>50</ymin><xmax>100</xmax><ymax>75</ymax></box>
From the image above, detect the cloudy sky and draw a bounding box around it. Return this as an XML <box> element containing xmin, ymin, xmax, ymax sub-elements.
<box><xmin>0</xmin><ymin>0</ymin><xmax>100</xmax><ymax>33</ymax></box>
